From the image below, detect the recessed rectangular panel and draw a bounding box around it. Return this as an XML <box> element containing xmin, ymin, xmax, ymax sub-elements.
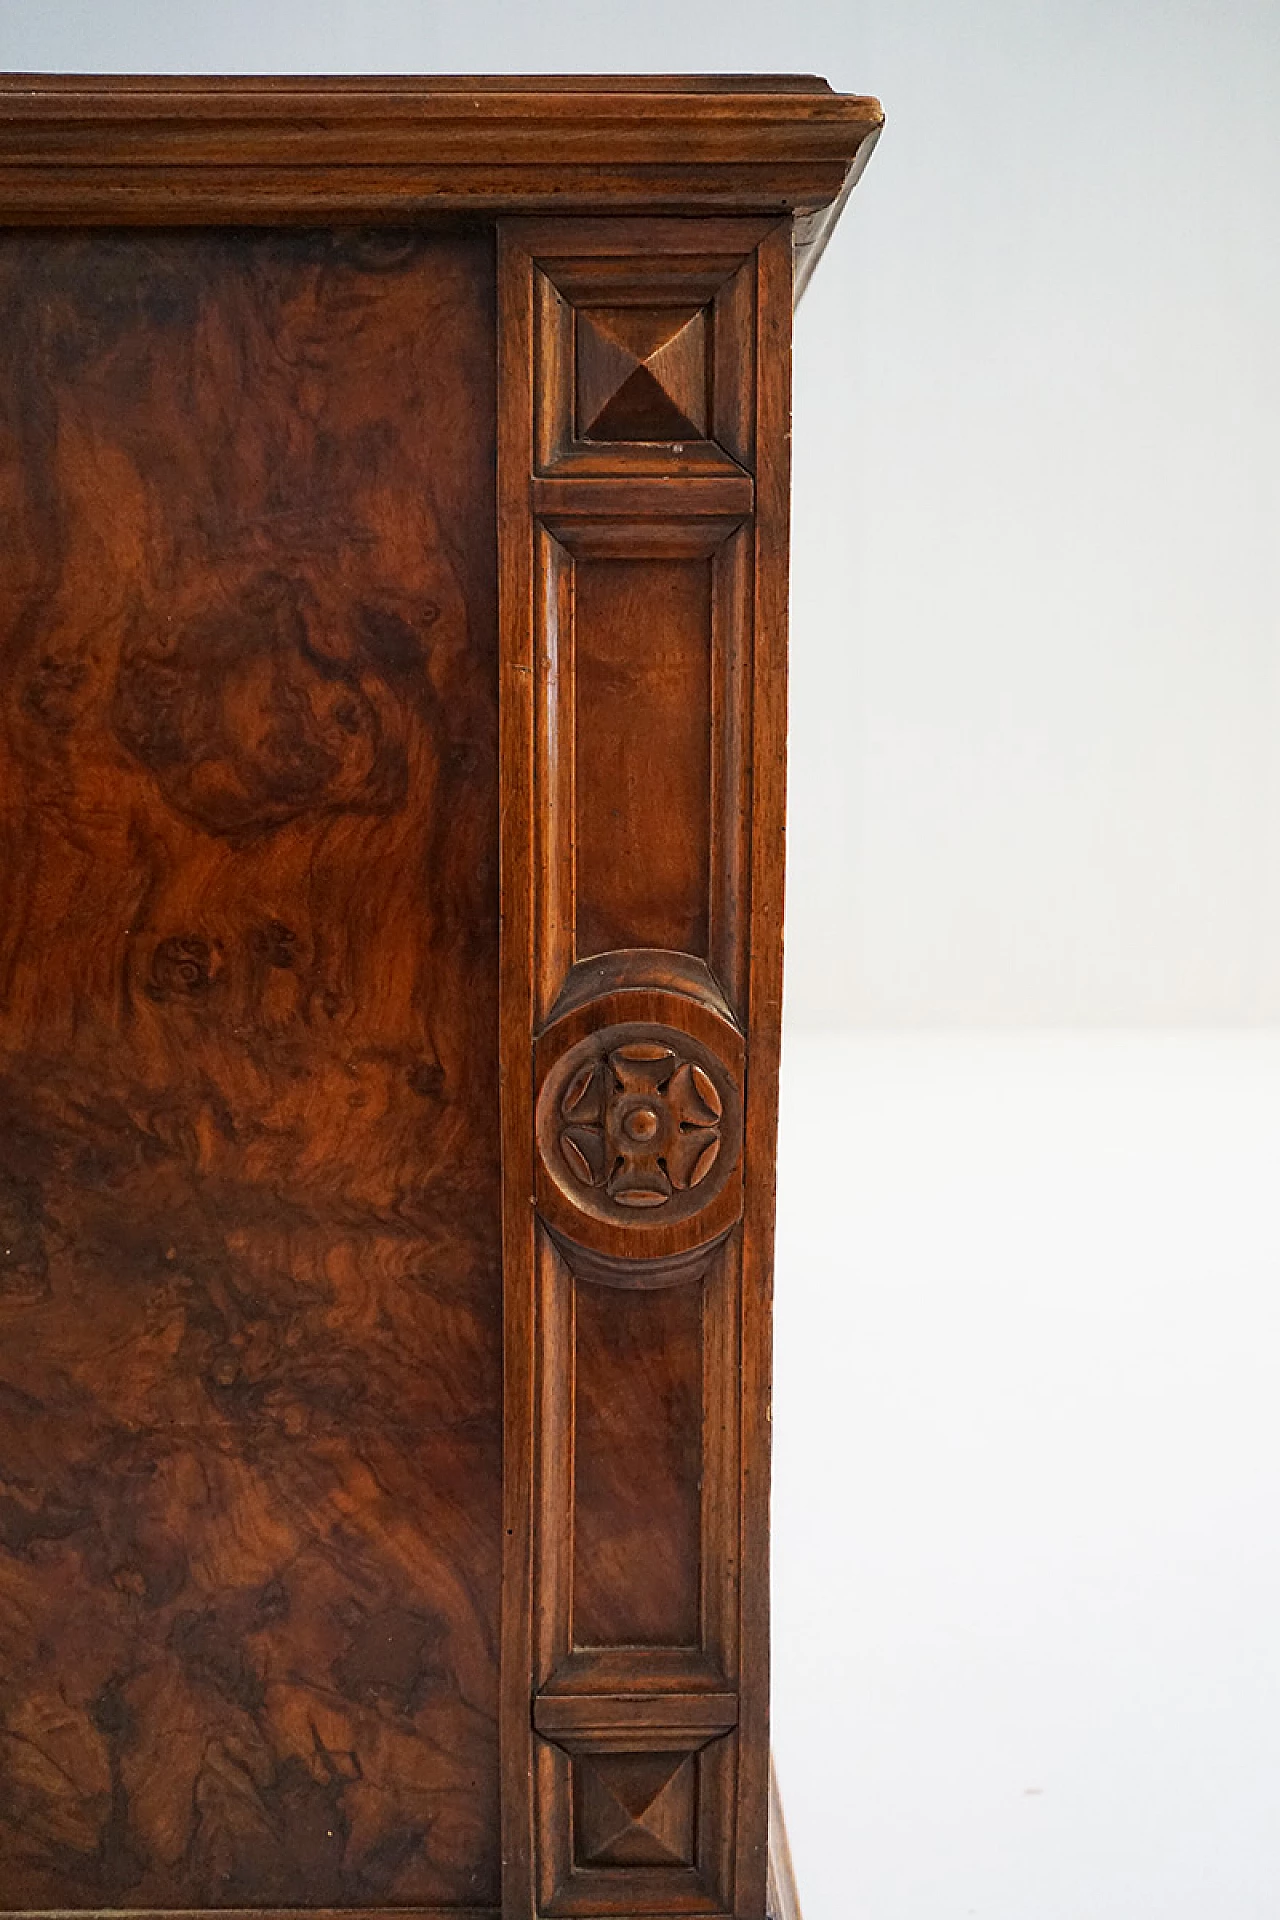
<box><xmin>0</xmin><ymin>229</ymin><xmax>501</xmax><ymax>1911</ymax></box>
<box><xmin>571</xmin><ymin>1279</ymin><xmax>704</xmax><ymax>1650</ymax></box>
<box><xmin>573</xmin><ymin>557</ymin><xmax>712</xmax><ymax>961</ymax></box>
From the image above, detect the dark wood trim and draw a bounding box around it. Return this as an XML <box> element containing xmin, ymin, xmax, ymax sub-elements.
<box><xmin>533</xmin><ymin>1693</ymin><xmax>739</xmax><ymax>1742</ymax></box>
<box><xmin>497</xmin><ymin>216</ymin><xmax>540</xmax><ymax>1920</ymax></box>
<box><xmin>728</xmin><ymin>214</ymin><xmax>794</xmax><ymax>1920</ymax></box>
<box><xmin>496</xmin><ymin>207</ymin><xmax>796</xmax><ymax>1920</ymax></box>
<box><xmin>0</xmin><ymin>74</ymin><xmax>883</xmax><ymax>232</ymax></box>
<box><xmin>792</xmin><ymin>119</ymin><xmax>884</xmax><ymax>300</ymax></box>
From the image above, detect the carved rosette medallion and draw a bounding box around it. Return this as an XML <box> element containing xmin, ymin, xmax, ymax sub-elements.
<box><xmin>535</xmin><ymin>1015</ymin><xmax>743</xmax><ymax>1255</ymax></box>
<box><xmin>559</xmin><ymin>1039</ymin><xmax>723</xmax><ymax>1210</ymax></box>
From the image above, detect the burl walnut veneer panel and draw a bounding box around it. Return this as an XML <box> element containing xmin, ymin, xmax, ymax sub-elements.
<box><xmin>0</xmin><ymin>228</ymin><xmax>502</xmax><ymax>1910</ymax></box>
<box><xmin>0</xmin><ymin>73</ymin><xmax>882</xmax><ymax>1920</ymax></box>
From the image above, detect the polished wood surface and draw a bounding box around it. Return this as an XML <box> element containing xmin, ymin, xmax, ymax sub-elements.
<box><xmin>499</xmin><ymin>210</ymin><xmax>794</xmax><ymax>1920</ymax></box>
<box><xmin>0</xmin><ymin>74</ymin><xmax>880</xmax><ymax>1920</ymax></box>
<box><xmin>0</xmin><ymin>74</ymin><xmax>881</xmax><ymax>255</ymax></box>
<box><xmin>0</xmin><ymin>228</ymin><xmax>501</xmax><ymax>1910</ymax></box>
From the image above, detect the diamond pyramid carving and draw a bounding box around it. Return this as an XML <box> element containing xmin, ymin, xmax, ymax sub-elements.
<box><xmin>576</xmin><ymin>304</ymin><xmax>709</xmax><ymax>443</ymax></box>
<box><xmin>574</xmin><ymin>1750</ymin><xmax>697</xmax><ymax>1869</ymax></box>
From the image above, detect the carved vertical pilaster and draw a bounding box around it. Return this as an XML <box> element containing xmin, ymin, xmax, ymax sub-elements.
<box><xmin>498</xmin><ymin>216</ymin><xmax>794</xmax><ymax>1920</ymax></box>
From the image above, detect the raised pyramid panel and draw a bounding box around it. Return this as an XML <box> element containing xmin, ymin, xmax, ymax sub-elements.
<box><xmin>576</xmin><ymin>304</ymin><xmax>709</xmax><ymax>443</ymax></box>
<box><xmin>573</xmin><ymin>1749</ymin><xmax>697</xmax><ymax>1870</ymax></box>
<box><xmin>532</xmin><ymin>237</ymin><xmax>762</xmax><ymax>475</ymax></box>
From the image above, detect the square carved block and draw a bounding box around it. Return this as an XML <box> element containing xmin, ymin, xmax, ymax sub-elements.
<box><xmin>532</xmin><ymin>1693</ymin><xmax>739</xmax><ymax>1915</ymax></box>
<box><xmin>575</xmin><ymin>304</ymin><xmax>709</xmax><ymax>442</ymax></box>
<box><xmin>573</xmin><ymin>1750</ymin><xmax>697</xmax><ymax>1869</ymax></box>
<box><xmin>524</xmin><ymin>218</ymin><xmax>769</xmax><ymax>477</ymax></box>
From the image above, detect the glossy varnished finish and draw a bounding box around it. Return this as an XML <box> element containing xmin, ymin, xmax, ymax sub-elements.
<box><xmin>0</xmin><ymin>229</ymin><xmax>501</xmax><ymax>1909</ymax></box>
<box><xmin>0</xmin><ymin>75</ymin><xmax>882</xmax><ymax>254</ymax></box>
<box><xmin>0</xmin><ymin>73</ymin><xmax>880</xmax><ymax>1920</ymax></box>
<box><xmin>498</xmin><ymin>213</ymin><xmax>796</xmax><ymax>1920</ymax></box>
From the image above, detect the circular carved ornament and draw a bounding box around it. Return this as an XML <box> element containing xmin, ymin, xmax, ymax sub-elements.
<box><xmin>535</xmin><ymin>1020</ymin><xmax>742</xmax><ymax>1238</ymax></box>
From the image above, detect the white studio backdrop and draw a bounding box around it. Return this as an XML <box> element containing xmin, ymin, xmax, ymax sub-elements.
<box><xmin>2</xmin><ymin>6</ymin><xmax>1278</xmax><ymax>1920</ymax></box>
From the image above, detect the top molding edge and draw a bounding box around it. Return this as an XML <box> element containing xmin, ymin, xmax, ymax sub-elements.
<box><xmin>0</xmin><ymin>72</ymin><xmax>884</xmax><ymax>242</ymax></box>
<box><xmin>0</xmin><ymin>73</ymin><xmax>859</xmax><ymax>96</ymax></box>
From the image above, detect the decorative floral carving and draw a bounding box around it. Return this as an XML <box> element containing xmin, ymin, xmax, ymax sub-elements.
<box><xmin>558</xmin><ymin>1040</ymin><xmax>723</xmax><ymax>1211</ymax></box>
<box><xmin>535</xmin><ymin>1012</ymin><xmax>743</xmax><ymax>1250</ymax></box>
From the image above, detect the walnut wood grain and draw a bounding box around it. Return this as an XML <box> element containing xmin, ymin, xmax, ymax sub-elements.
<box><xmin>735</xmin><ymin>218</ymin><xmax>796</xmax><ymax>1920</ymax></box>
<box><xmin>0</xmin><ymin>77</ymin><xmax>883</xmax><ymax>240</ymax></box>
<box><xmin>573</xmin><ymin>553</ymin><xmax>713</xmax><ymax>959</ymax></box>
<box><xmin>571</xmin><ymin>1278</ymin><xmax>703</xmax><ymax>1649</ymax></box>
<box><xmin>498</xmin><ymin>210</ymin><xmax>795</xmax><ymax>1920</ymax></box>
<box><xmin>0</xmin><ymin>70</ymin><xmax>881</xmax><ymax>1920</ymax></box>
<box><xmin>0</xmin><ymin>228</ymin><xmax>501</xmax><ymax>1911</ymax></box>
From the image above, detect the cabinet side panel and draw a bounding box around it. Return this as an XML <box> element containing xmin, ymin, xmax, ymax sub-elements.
<box><xmin>0</xmin><ymin>228</ymin><xmax>502</xmax><ymax>1914</ymax></box>
<box><xmin>733</xmin><ymin>216</ymin><xmax>794</xmax><ymax>1920</ymax></box>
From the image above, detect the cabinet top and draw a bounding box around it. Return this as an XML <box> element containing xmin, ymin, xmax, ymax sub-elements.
<box><xmin>0</xmin><ymin>72</ymin><xmax>882</xmax><ymax>284</ymax></box>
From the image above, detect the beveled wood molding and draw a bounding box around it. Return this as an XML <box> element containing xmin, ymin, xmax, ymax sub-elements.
<box><xmin>533</xmin><ymin>1692</ymin><xmax>740</xmax><ymax>1746</ymax></box>
<box><xmin>0</xmin><ymin>74</ymin><xmax>883</xmax><ymax>252</ymax></box>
